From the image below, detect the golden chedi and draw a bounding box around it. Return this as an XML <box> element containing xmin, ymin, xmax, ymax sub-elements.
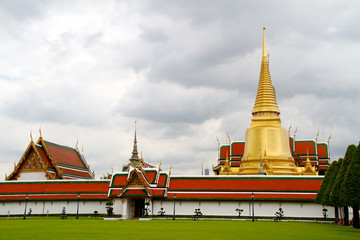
<box><xmin>238</xmin><ymin>28</ymin><xmax>298</xmax><ymax>175</ymax></box>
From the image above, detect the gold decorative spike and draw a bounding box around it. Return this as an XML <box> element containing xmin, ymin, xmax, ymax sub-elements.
<box><xmin>30</xmin><ymin>130</ymin><xmax>33</xmax><ymax>142</ymax></box>
<box><xmin>314</xmin><ymin>130</ymin><xmax>319</xmax><ymax>142</ymax></box>
<box><xmin>288</xmin><ymin>124</ymin><xmax>292</xmax><ymax>136</ymax></box>
<box><xmin>262</xmin><ymin>27</ymin><xmax>267</xmax><ymax>58</ymax></box>
<box><xmin>82</xmin><ymin>145</ymin><xmax>84</xmax><ymax>153</ymax></box>
<box><xmin>293</xmin><ymin>127</ymin><xmax>298</xmax><ymax>140</ymax></box>
<box><xmin>327</xmin><ymin>134</ymin><xmax>332</xmax><ymax>144</ymax></box>
<box><xmin>39</xmin><ymin>126</ymin><xmax>42</xmax><ymax>138</ymax></box>
<box><xmin>76</xmin><ymin>138</ymin><xmax>79</xmax><ymax>149</ymax></box>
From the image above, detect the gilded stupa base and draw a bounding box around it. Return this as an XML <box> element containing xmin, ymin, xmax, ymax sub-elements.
<box><xmin>238</xmin><ymin>157</ymin><xmax>299</xmax><ymax>175</ymax></box>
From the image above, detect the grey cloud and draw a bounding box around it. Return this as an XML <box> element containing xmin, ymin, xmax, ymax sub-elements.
<box><xmin>1</xmin><ymin>84</ymin><xmax>108</xmax><ymax>127</ymax></box>
<box><xmin>0</xmin><ymin>0</ymin><xmax>45</xmax><ymax>21</ymax></box>
<box><xmin>116</xmin><ymin>81</ymin><xmax>238</xmax><ymax>124</ymax></box>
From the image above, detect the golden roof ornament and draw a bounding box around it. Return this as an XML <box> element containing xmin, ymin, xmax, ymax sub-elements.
<box><xmin>39</xmin><ymin>126</ymin><xmax>42</xmax><ymax>139</ymax></box>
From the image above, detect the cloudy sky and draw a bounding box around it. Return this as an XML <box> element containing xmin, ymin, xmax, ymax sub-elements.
<box><xmin>0</xmin><ymin>0</ymin><xmax>359</xmax><ymax>180</ymax></box>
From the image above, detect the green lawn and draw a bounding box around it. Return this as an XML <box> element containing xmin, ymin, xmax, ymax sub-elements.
<box><xmin>0</xmin><ymin>217</ymin><xmax>359</xmax><ymax>240</ymax></box>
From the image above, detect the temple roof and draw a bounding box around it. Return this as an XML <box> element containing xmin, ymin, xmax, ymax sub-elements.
<box><xmin>6</xmin><ymin>136</ymin><xmax>94</xmax><ymax>180</ymax></box>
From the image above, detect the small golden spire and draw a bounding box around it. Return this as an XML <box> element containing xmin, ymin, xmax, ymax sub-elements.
<box><xmin>306</xmin><ymin>150</ymin><xmax>310</xmax><ymax>162</ymax></box>
<box><xmin>314</xmin><ymin>130</ymin><xmax>319</xmax><ymax>142</ymax></box>
<box><xmin>262</xmin><ymin>27</ymin><xmax>267</xmax><ymax>58</ymax></box>
<box><xmin>30</xmin><ymin>130</ymin><xmax>33</xmax><ymax>142</ymax></box>
<box><xmin>39</xmin><ymin>126</ymin><xmax>42</xmax><ymax>138</ymax></box>
<box><xmin>327</xmin><ymin>134</ymin><xmax>332</xmax><ymax>144</ymax></box>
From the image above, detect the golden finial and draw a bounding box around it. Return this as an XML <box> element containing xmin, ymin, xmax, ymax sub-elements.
<box><xmin>314</xmin><ymin>130</ymin><xmax>319</xmax><ymax>142</ymax></box>
<box><xmin>111</xmin><ymin>164</ymin><xmax>114</xmax><ymax>174</ymax></box>
<box><xmin>30</xmin><ymin>130</ymin><xmax>33</xmax><ymax>142</ymax></box>
<box><xmin>76</xmin><ymin>138</ymin><xmax>79</xmax><ymax>149</ymax></box>
<box><xmin>216</xmin><ymin>136</ymin><xmax>220</xmax><ymax>146</ymax></box>
<box><xmin>228</xmin><ymin>134</ymin><xmax>231</xmax><ymax>144</ymax></box>
<box><xmin>262</xmin><ymin>27</ymin><xmax>267</xmax><ymax>58</ymax></box>
<box><xmin>288</xmin><ymin>124</ymin><xmax>292</xmax><ymax>136</ymax></box>
<box><xmin>169</xmin><ymin>165</ymin><xmax>172</xmax><ymax>175</ymax></box>
<box><xmin>81</xmin><ymin>145</ymin><xmax>84</xmax><ymax>153</ymax></box>
<box><xmin>39</xmin><ymin>126</ymin><xmax>42</xmax><ymax>138</ymax></box>
<box><xmin>327</xmin><ymin>134</ymin><xmax>332</xmax><ymax>144</ymax></box>
<box><xmin>293</xmin><ymin>127</ymin><xmax>298</xmax><ymax>139</ymax></box>
<box><xmin>306</xmin><ymin>149</ymin><xmax>310</xmax><ymax>162</ymax></box>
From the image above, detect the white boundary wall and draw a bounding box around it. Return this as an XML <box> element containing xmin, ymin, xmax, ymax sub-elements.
<box><xmin>1</xmin><ymin>198</ymin><xmax>335</xmax><ymax>219</ymax></box>
<box><xmin>0</xmin><ymin>200</ymin><xmax>120</xmax><ymax>216</ymax></box>
<box><xmin>117</xmin><ymin>199</ymin><xmax>335</xmax><ymax>219</ymax></box>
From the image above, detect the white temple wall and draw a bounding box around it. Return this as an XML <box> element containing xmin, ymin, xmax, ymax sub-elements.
<box><xmin>1</xmin><ymin>198</ymin><xmax>335</xmax><ymax>219</ymax></box>
<box><xmin>150</xmin><ymin>200</ymin><xmax>335</xmax><ymax>219</ymax></box>
<box><xmin>0</xmin><ymin>200</ymin><xmax>111</xmax><ymax>216</ymax></box>
<box><xmin>17</xmin><ymin>172</ymin><xmax>47</xmax><ymax>180</ymax></box>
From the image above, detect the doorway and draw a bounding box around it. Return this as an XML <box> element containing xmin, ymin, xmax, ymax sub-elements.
<box><xmin>133</xmin><ymin>199</ymin><xmax>145</xmax><ymax>218</ymax></box>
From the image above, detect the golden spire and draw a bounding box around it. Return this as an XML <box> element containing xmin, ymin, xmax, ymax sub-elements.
<box><xmin>252</xmin><ymin>27</ymin><xmax>280</xmax><ymax>116</ymax></box>
<box><xmin>39</xmin><ymin>126</ymin><xmax>42</xmax><ymax>139</ymax></box>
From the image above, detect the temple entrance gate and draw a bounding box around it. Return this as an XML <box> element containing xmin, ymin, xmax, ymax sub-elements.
<box><xmin>133</xmin><ymin>199</ymin><xmax>145</xmax><ymax>218</ymax></box>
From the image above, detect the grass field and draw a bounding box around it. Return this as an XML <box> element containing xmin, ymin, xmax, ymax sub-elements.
<box><xmin>0</xmin><ymin>217</ymin><xmax>359</xmax><ymax>240</ymax></box>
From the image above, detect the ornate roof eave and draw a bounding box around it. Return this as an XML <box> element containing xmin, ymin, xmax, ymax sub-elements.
<box><xmin>6</xmin><ymin>140</ymin><xmax>48</xmax><ymax>180</ymax></box>
<box><xmin>119</xmin><ymin>168</ymin><xmax>151</xmax><ymax>197</ymax></box>
<box><xmin>75</xmin><ymin>146</ymin><xmax>93</xmax><ymax>178</ymax></box>
<box><xmin>37</xmin><ymin>137</ymin><xmax>64</xmax><ymax>179</ymax></box>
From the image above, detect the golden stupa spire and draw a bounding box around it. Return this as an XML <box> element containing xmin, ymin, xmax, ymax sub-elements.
<box><xmin>252</xmin><ymin>27</ymin><xmax>280</xmax><ymax>116</ymax></box>
<box><xmin>238</xmin><ymin>27</ymin><xmax>298</xmax><ymax>176</ymax></box>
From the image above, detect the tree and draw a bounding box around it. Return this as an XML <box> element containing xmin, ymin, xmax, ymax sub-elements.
<box><xmin>342</xmin><ymin>144</ymin><xmax>360</xmax><ymax>228</ymax></box>
<box><xmin>316</xmin><ymin>160</ymin><xmax>340</xmax><ymax>222</ymax></box>
<box><xmin>106</xmin><ymin>200</ymin><xmax>114</xmax><ymax>216</ymax></box>
<box><xmin>330</xmin><ymin>144</ymin><xmax>356</xmax><ymax>226</ymax></box>
<box><xmin>321</xmin><ymin>159</ymin><xmax>341</xmax><ymax>207</ymax></box>
<box><xmin>315</xmin><ymin>160</ymin><xmax>338</xmax><ymax>204</ymax></box>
